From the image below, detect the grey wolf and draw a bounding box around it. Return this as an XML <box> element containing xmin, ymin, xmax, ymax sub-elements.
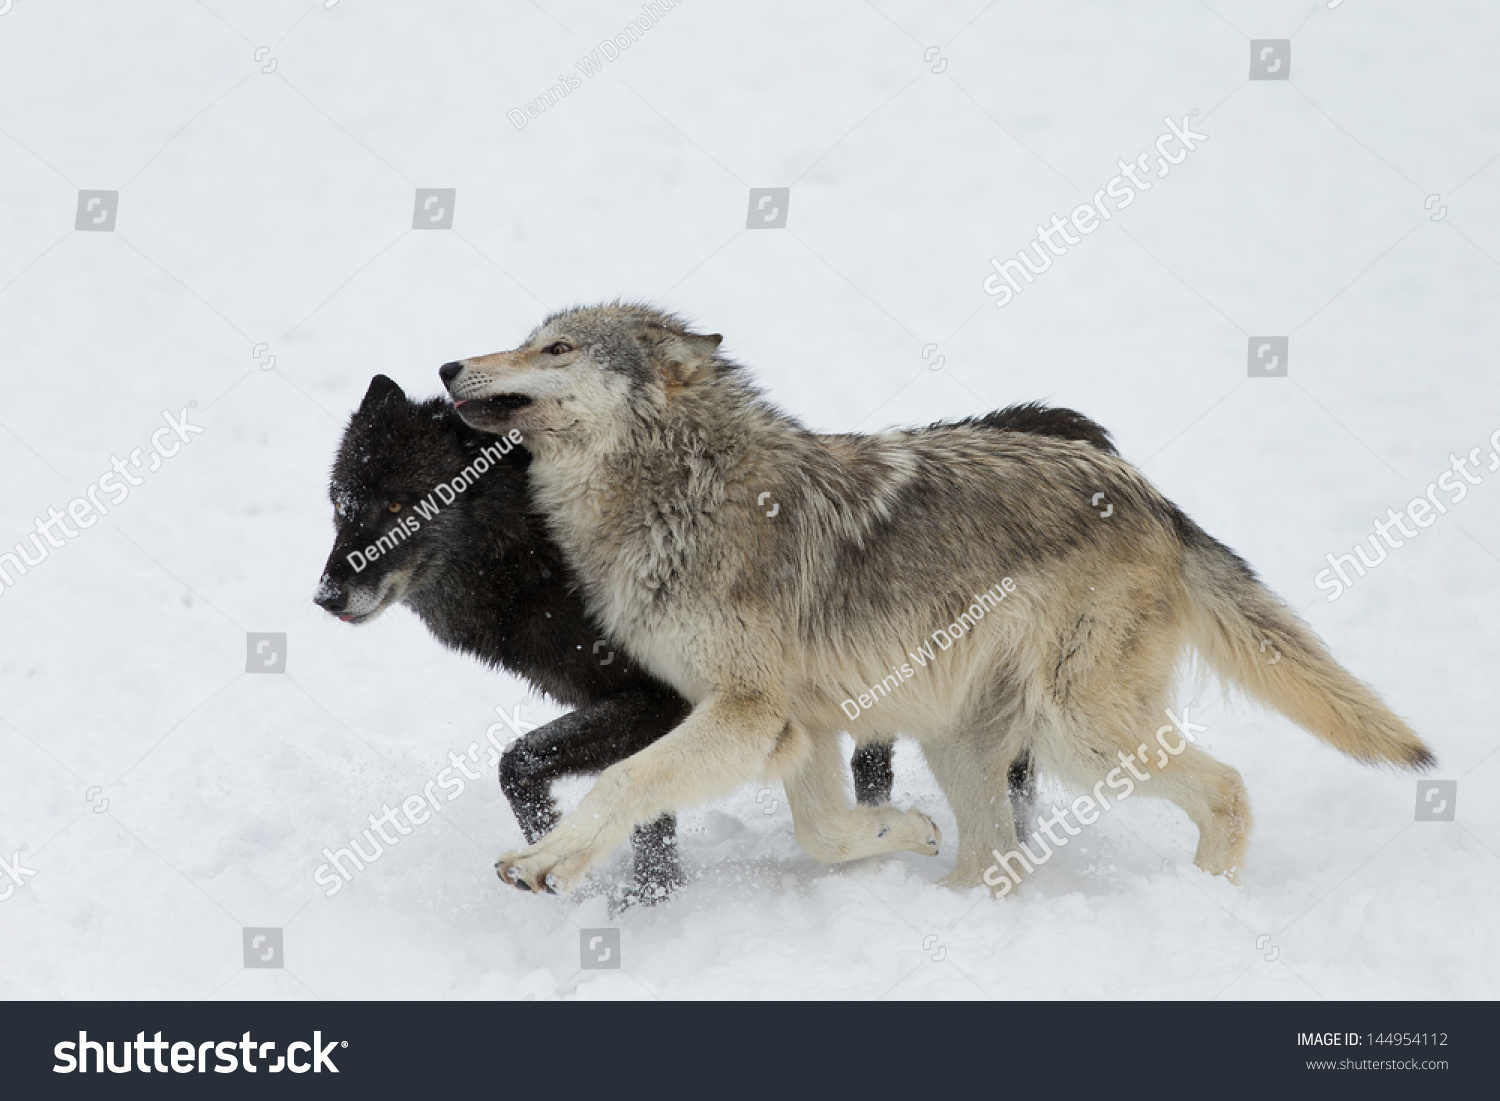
<box><xmin>438</xmin><ymin>304</ymin><xmax>1433</xmax><ymax>896</ymax></box>
<box><xmin>315</xmin><ymin>374</ymin><xmax>896</xmax><ymax>900</ymax></box>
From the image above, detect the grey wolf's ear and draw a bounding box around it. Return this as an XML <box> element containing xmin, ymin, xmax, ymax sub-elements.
<box><xmin>679</xmin><ymin>332</ymin><xmax>723</xmax><ymax>362</ymax></box>
<box><xmin>651</xmin><ymin>329</ymin><xmax>723</xmax><ymax>382</ymax></box>
<box><xmin>360</xmin><ymin>374</ymin><xmax>405</xmax><ymax>411</ymax></box>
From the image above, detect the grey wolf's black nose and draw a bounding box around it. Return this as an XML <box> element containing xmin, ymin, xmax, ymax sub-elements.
<box><xmin>438</xmin><ymin>361</ymin><xmax>464</xmax><ymax>387</ymax></box>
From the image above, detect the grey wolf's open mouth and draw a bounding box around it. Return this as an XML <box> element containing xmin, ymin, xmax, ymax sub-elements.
<box><xmin>454</xmin><ymin>394</ymin><xmax>533</xmax><ymax>415</ymax></box>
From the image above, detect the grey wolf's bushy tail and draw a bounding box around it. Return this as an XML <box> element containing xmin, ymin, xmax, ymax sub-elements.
<box><xmin>1179</xmin><ymin>520</ymin><xmax>1434</xmax><ymax>769</ymax></box>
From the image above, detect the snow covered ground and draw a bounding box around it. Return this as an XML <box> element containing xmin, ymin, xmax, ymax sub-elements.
<box><xmin>1</xmin><ymin>0</ymin><xmax>1497</xmax><ymax>1000</ymax></box>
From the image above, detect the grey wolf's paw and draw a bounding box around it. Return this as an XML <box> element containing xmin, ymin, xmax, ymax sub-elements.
<box><xmin>937</xmin><ymin>867</ymin><xmax>986</xmax><ymax>891</ymax></box>
<box><xmin>496</xmin><ymin>843</ymin><xmax>590</xmax><ymax>896</ymax></box>
<box><xmin>876</xmin><ymin>807</ymin><xmax>941</xmax><ymax>856</ymax></box>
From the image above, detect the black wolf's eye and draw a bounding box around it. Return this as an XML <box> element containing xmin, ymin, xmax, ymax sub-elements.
<box><xmin>542</xmin><ymin>341</ymin><xmax>573</xmax><ymax>355</ymax></box>
<box><xmin>388</xmin><ymin>502</ymin><xmax>402</xmax><ymax>513</ymax></box>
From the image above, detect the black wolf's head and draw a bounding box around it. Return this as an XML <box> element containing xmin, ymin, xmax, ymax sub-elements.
<box><xmin>315</xmin><ymin>374</ymin><xmax>528</xmax><ymax>624</ymax></box>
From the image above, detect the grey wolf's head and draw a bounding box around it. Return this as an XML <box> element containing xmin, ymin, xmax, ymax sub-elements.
<box><xmin>316</xmin><ymin>374</ymin><xmax>527</xmax><ymax>624</ymax></box>
<box><xmin>437</xmin><ymin>302</ymin><xmax>722</xmax><ymax>449</ymax></box>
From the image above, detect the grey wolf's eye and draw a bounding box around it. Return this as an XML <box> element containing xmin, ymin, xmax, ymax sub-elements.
<box><xmin>542</xmin><ymin>341</ymin><xmax>572</xmax><ymax>355</ymax></box>
<box><xmin>388</xmin><ymin>502</ymin><xmax>402</xmax><ymax>513</ymax></box>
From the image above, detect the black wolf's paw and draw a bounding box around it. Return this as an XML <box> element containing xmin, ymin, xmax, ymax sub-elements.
<box><xmin>608</xmin><ymin>853</ymin><xmax>688</xmax><ymax>915</ymax></box>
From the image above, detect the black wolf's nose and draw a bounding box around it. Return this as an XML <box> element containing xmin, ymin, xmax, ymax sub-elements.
<box><xmin>314</xmin><ymin>586</ymin><xmax>345</xmax><ymax>614</ymax></box>
<box><xmin>438</xmin><ymin>361</ymin><xmax>464</xmax><ymax>387</ymax></box>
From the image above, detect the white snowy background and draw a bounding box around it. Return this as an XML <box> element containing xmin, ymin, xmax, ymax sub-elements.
<box><xmin>1</xmin><ymin>0</ymin><xmax>1497</xmax><ymax>1001</ymax></box>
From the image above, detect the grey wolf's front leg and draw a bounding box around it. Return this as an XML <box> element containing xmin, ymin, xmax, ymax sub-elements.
<box><xmin>497</xmin><ymin>687</ymin><xmax>689</xmax><ymax>894</ymax></box>
<box><xmin>496</xmin><ymin>693</ymin><xmax>797</xmax><ymax>895</ymax></box>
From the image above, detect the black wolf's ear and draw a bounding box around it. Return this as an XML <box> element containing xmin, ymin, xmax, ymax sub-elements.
<box><xmin>360</xmin><ymin>374</ymin><xmax>406</xmax><ymax>411</ymax></box>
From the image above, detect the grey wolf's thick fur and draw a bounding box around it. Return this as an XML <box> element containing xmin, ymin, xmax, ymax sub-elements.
<box><xmin>441</xmin><ymin>303</ymin><xmax>1434</xmax><ymax>896</ymax></box>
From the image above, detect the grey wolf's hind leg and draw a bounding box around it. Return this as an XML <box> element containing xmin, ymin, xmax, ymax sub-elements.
<box><xmin>923</xmin><ymin>734</ymin><xmax>1030</xmax><ymax>892</ymax></box>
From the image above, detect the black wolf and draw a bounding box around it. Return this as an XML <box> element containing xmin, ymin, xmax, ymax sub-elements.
<box><xmin>314</xmin><ymin>376</ymin><xmax>900</xmax><ymax>900</ymax></box>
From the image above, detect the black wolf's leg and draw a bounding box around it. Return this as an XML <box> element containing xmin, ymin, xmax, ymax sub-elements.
<box><xmin>498</xmin><ymin>687</ymin><xmax>690</xmax><ymax>890</ymax></box>
<box><xmin>851</xmin><ymin>740</ymin><xmax>895</xmax><ymax>806</ymax></box>
<box><xmin>852</xmin><ymin>740</ymin><xmax>1032</xmax><ymax>843</ymax></box>
<box><xmin>1007</xmin><ymin>746</ymin><xmax>1035</xmax><ymax>834</ymax></box>
<box><xmin>626</xmin><ymin>814</ymin><xmax>684</xmax><ymax>905</ymax></box>
<box><xmin>499</xmin><ymin>729</ymin><xmax>565</xmax><ymax>845</ymax></box>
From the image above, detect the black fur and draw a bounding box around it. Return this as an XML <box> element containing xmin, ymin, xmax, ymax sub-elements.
<box><xmin>945</xmin><ymin>402</ymin><xmax>1119</xmax><ymax>455</ymax></box>
<box><xmin>315</xmin><ymin>375</ymin><xmax>896</xmax><ymax>902</ymax></box>
<box><xmin>316</xmin><ymin>382</ymin><xmax>1120</xmax><ymax>896</ymax></box>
